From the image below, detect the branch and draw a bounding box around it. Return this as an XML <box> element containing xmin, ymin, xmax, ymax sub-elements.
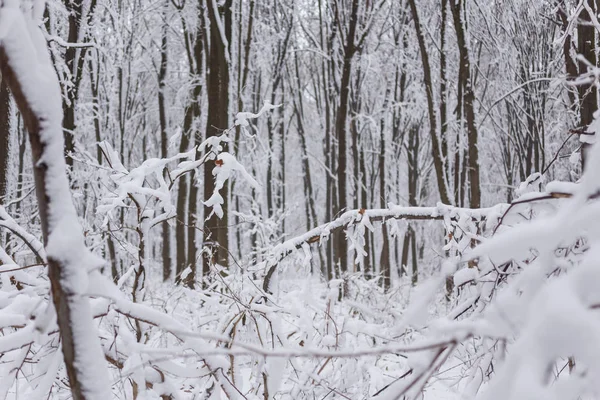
<box><xmin>262</xmin><ymin>204</ymin><xmax>505</xmax><ymax>292</ymax></box>
<box><xmin>0</xmin><ymin>4</ymin><xmax>111</xmax><ymax>399</ymax></box>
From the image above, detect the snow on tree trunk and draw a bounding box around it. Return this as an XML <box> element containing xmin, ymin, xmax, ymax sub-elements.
<box><xmin>0</xmin><ymin>3</ymin><xmax>111</xmax><ymax>399</ymax></box>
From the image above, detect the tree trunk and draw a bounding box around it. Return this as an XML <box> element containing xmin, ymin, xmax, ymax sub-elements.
<box><xmin>578</xmin><ymin>0</ymin><xmax>598</xmax><ymax>168</ymax></box>
<box><xmin>203</xmin><ymin>0</ymin><xmax>231</xmax><ymax>273</ymax></box>
<box><xmin>319</xmin><ymin>0</ymin><xmax>334</xmax><ymax>280</ymax></box>
<box><xmin>0</xmin><ymin>76</ymin><xmax>10</xmax><ymax>203</ymax></box>
<box><xmin>379</xmin><ymin>84</ymin><xmax>391</xmax><ymax>289</ymax></box>
<box><xmin>158</xmin><ymin>0</ymin><xmax>171</xmax><ymax>281</ymax></box>
<box><xmin>334</xmin><ymin>0</ymin><xmax>360</xmax><ymax>274</ymax></box>
<box><xmin>408</xmin><ymin>0</ymin><xmax>452</xmax><ymax>205</ymax></box>
<box><xmin>1</xmin><ymin>16</ymin><xmax>111</xmax><ymax>398</ymax></box>
<box><xmin>556</xmin><ymin>0</ymin><xmax>578</xmax><ymax>110</ymax></box>
<box><xmin>62</xmin><ymin>0</ymin><xmax>98</xmax><ymax>167</ymax></box>
<box><xmin>450</xmin><ymin>0</ymin><xmax>480</xmax><ymax>208</ymax></box>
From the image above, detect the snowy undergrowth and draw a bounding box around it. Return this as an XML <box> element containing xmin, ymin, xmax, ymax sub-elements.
<box><xmin>0</xmin><ymin>177</ymin><xmax>593</xmax><ymax>400</ymax></box>
<box><xmin>98</xmin><ymin>267</ymin><xmax>435</xmax><ymax>399</ymax></box>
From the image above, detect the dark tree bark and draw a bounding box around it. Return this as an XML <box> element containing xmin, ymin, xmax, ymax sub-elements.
<box><xmin>0</xmin><ymin>76</ymin><xmax>9</xmax><ymax>203</ymax></box>
<box><xmin>334</xmin><ymin>0</ymin><xmax>360</xmax><ymax>274</ymax></box>
<box><xmin>577</xmin><ymin>0</ymin><xmax>598</xmax><ymax>168</ymax></box>
<box><xmin>440</xmin><ymin>0</ymin><xmax>451</xmax><ymax>198</ymax></box>
<box><xmin>449</xmin><ymin>0</ymin><xmax>480</xmax><ymax>208</ymax></box>
<box><xmin>178</xmin><ymin>0</ymin><xmax>206</xmax><ymax>288</ymax></box>
<box><xmin>232</xmin><ymin>0</ymin><xmax>254</xmax><ymax>260</ymax></box>
<box><xmin>291</xmin><ymin>55</ymin><xmax>322</xmax><ymax>271</ymax></box>
<box><xmin>319</xmin><ymin>0</ymin><xmax>335</xmax><ymax>280</ymax></box>
<box><xmin>203</xmin><ymin>0</ymin><xmax>231</xmax><ymax>274</ymax></box>
<box><xmin>62</xmin><ymin>0</ymin><xmax>97</xmax><ymax>167</ymax></box>
<box><xmin>556</xmin><ymin>1</ymin><xmax>578</xmax><ymax>110</ymax></box>
<box><xmin>158</xmin><ymin>0</ymin><xmax>171</xmax><ymax>281</ymax></box>
<box><xmin>402</xmin><ymin>124</ymin><xmax>420</xmax><ymax>284</ymax></box>
<box><xmin>379</xmin><ymin>84</ymin><xmax>391</xmax><ymax>289</ymax></box>
<box><xmin>408</xmin><ymin>0</ymin><xmax>452</xmax><ymax>206</ymax></box>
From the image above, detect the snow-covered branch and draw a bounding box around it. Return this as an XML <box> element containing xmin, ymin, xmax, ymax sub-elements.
<box><xmin>0</xmin><ymin>2</ymin><xmax>111</xmax><ymax>398</ymax></box>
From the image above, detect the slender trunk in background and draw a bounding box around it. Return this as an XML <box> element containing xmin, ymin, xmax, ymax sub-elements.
<box><xmin>182</xmin><ymin>0</ymin><xmax>206</xmax><ymax>287</ymax></box>
<box><xmin>440</xmin><ymin>0</ymin><xmax>450</xmax><ymax>197</ymax></box>
<box><xmin>410</xmin><ymin>227</ymin><xmax>418</xmax><ymax>286</ymax></box>
<box><xmin>556</xmin><ymin>0</ymin><xmax>578</xmax><ymax>111</ymax></box>
<box><xmin>577</xmin><ymin>0</ymin><xmax>598</xmax><ymax>168</ymax></box>
<box><xmin>403</xmin><ymin>125</ymin><xmax>419</xmax><ymax>284</ymax></box>
<box><xmin>319</xmin><ymin>0</ymin><xmax>334</xmax><ymax>280</ymax></box>
<box><xmin>350</xmin><ymin>69</ymin><xmax>371</xmax><ymax>274</ymax></box>
<box><xmin>408</xmin><ymin>0</ymin><xmax>452</xmax><ymax>206</ymax></box>
<box><xmin>291</xmin><ymin>57</ymin><xmax>323</xmax><ymax>272</ymax></box>
<box><xmin>379</xmin><ymin>84</ymin><xmax>391</xmax><ymax>289</ymax></box>
<box><xmin>62</xmin><ymin>0</ymin><xmax>98</xmax><ymax>168</ymax></box>
<box><xmin>266</xmin><ymin>5</ymin><xmax>293</xmax><ymax>221</ymax></box>
<box><xmin>158</xmin><ymin>1</ymin><xmax>171</xmax><ymax>281</ymax></box>
<box><xmin>187</xmin><ymin>166</ymin><xmax>199</xmax><ymax>287</ymax></box>
<box><xmin>450</xmin><ymin>0</ymin><xmax>480</xmax><ymax>208</ymax></box>
<box><xmin>0</xmin><ymin>77</ymin><xmax>9</xmax><ymax>203</ymax></box>
<box><xmin>203</xmin><ymin>0</ymin><xmax>231</xmax><ymax>274</ymax></box>
<box><xmin>233</xmin><ymin>0</ymin><xmax>254</xmax><ymax>260</ymax></box>
<box><xmin>89</xmin><ymin>57</ymin><xmax>102</xmax><ymax>164</ymax></box>
<box><xmin>279</xmin><ymin>87</ymin><xmax>286</xmax><ymax>231</ymax></box>
<box><xmin>351</xmin><ymin>93</ymin><xmax>360</xmax><ymax>211</ymax></box>
<box><xmin>0</xmin><ymin>77</ymin><xmax>9</xmax><ymax>252</ymax></box>
<box><xmin>176</xmin><ymin>117</ymin><xmax>190</xmax><ymax>279</ymax></box>
<box><xmin>175</xmin><ymin>5</ymin><xmax>203</xmax><ymax>282</ymax></box>
<box><xmin>266</xmin><ymin>105</ymin><xmax>275</xmax><ymax>217</ymax></box>
<box><xmin>249</xmin><ymin>73</ymin><xmax>262</xmax><ymax>258</ymax></box>
<box><xmin>359</xmin><ymin>137</ymin><xmax>370</xmax><ymax>274</ymax></box>
<box><xmin>14</xmin><ymin>117</ymin><xmax>25</xmax><ymax>217</ymax></box>
<box><xmin>392</xmin><ymin>27</ymin><xmax>407</xmax><ymax>276</ymax></box>
<box><xmin>334</xmin><ymin>0</ymin><xmax>360</xmax><ymax>274</ymax></box>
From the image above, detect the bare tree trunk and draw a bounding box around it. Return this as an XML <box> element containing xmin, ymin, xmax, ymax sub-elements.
<box><xmin>408</xmin><ymin>0</ymin><xmax>452</xmax><ymax>205</ymax></box>
<box><xmin>14</xmin><ymin>117</ymin><xmax>25</xmax><ymax>219</ymax></box>
<box><xmin>404</xmin><ymin>125</ymin><xmax>419</xmax><ymax>284</ymax></box>
<box><xmin>233</xmin><ymin>0</ymin><xmax>254</xmax><ymax>261</ymax></box>
<box><xmin>450</xmin><ymin>0</ymin><xmax>480</xmax><ymax>208</ymax></box>
<box><xmin>319</xmin><ymin>0</ymin><xmax>334</xmax><ymax>280</ymax></box>
<box><xmin>180</xmin><ymin>0</ymin><xmax>207</xmax><ymax>287</ymax></box>
<box><xmin>292</xmin><ymin>57</ymin><xmax>319</xmax><ymax>233</ymax></box>
<box><xmin>1</xmin><ymin>23</ymin><xmax>111</xmax><ymax>399</ymax></box>
<box><xmin>176</xmin><ymin>153</ymin><xmax>189</xmax><ymax>280</ymax></box>
<box><xmin>278</xmin><ymin>87</ymin><xmax>286</xmax><ymax>232</ymax></box>
<box><xmin>379</xmin><ymin>84</ymin><xmax>391</xmax><ymax>289</ymax></box>
<box><xmin>410</xmin><ymin>227</ymin><xmax>418</xmax><ymax>286</ymax></box>
<box><xmin>577</xmin><ymin>0</ymin><xmax>598</xmax><ymax>168</ymax></box>
<box><xmin>359</xmin><ymin>137</ymin><xmax>370</xmax><ymax>276</ymax></box>
<box><xmin>334</xmin><ymin>0</ymin><xmax>360</xmax><ymax>274</ymax></box>
<box><xmin>89</xmin><ymin>57</ymin><xmax>102</xmax><ymax>164</ymax></box>
<box><xmin>440</xmin><ymin>0</ymin><xmax>450</xmax><ymax>197</ymax></box>
<box><xmin>187</xmin><ymin>168</ymin><xmax>199</xmax><ymax>287</ymax></box>
<box><xmin>0</xmin><ymin>76</ymin><xmax>9</xmax><ymax>203</ymax></box>
<box><xmin>62</xmin><ymin>0</ymin><xmax>98</xmax><ymax>167</ymax></box>
<box><xmin>203</xmin><ymin>0</ymin><xmax>231</xmax><ymax>274</ymax></box>
<box><xmin>158</xmin><ymin>0</ymin><xmax>171</xmax><ymax>281</ymax></box>
<box><xmin>440</xmin><ymin>0</ymin><xmax>448</xmax><ymax>196</ymax></box>
<box><xmin>556</xmin><ymin>0</ymin><xmax>578</xmax><ymax>110</ymax></box>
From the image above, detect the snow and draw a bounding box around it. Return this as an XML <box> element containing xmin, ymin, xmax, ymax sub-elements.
<box><xmin>453</xmin><ymin>267</ymin><xmax>478</xmax><ymax>287</ymax></box>
<box><xmin>2</xmin><ymin>0</ymin><xmax>600</xmax><ymax>398</ymax></box>
<box><xmin>0</xmin><ymin>2</ymin><xmax>111</xmax><ymax>398</ymax></box>
<box><xmin>545</xmin><ymin>180</ymin><xmax>577</xmax><ymax>195</ymax></box>
<box><xmin>204</xmin><ymin>151</ymin><xmax>259</xmax><ymax>219</ymax></box>
<box><xmin>262</xmin><ymin>202</ymin><xmax>506</xmax><ymax>290</ymax></box>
